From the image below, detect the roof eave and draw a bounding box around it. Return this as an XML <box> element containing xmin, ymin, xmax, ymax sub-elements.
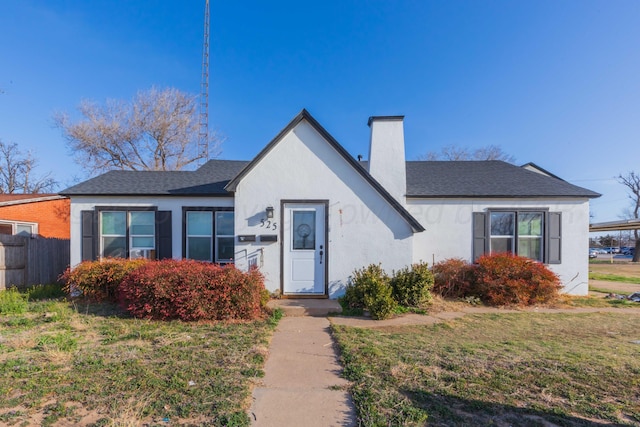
<box><xmin>406</xmin><ymin>194</ymin><xmax>601</xmax><ymax>199</ymax></box>
<box><xmin>0</xmin><ymin>194</ymin><xmax>67</xmax><ymax>206</ymax></box>
<box><xmin>61</xmin><ymin>192</ymin><xmax>234</xmax><ymax>197</ymax></box>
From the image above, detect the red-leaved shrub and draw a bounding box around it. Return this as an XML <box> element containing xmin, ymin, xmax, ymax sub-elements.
<box><xmin>60</xmin><ymin>258</ymin><xmax>148</xmax><ymax>302</ymax></box>
<box><xmin>431</xmin><ymin>258</ymin><xmax>476</xmax><ymax>299</ymax></box>
<box><xmin>117</xmin><ymin>259</ymin><xmax>265</xmax><ymax>321</ymax></box>
<box><xmin>474</xmin><ymin>253</ymin><xmax>561</xmax><ymax>306</ymax></box>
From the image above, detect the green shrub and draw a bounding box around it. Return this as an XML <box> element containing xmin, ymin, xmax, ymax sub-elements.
<box><xmin>26</xmin><ymin>284</ymin><xmax>66</xmax><ymax>301</ymax></box>
<box><xmin>474</xmin><ymin>253</ymin><xmax>562</xmax><ymax>306</ymax></box>
<box><xmin>0</xmin><ymin>287</ymin><xmax>29</xmax><ymax>315</ymax></box>
<box><xmin>431</xmin><ymin>258</ymin><xmax>476</xmax><ymax>299</ymax></box>
<box><xmin>363</xmin><ymin>280</ymin><xmax>397</xmax><ymax>320</ymax></box>
<box><xmin>343</xmin><ymin>264</ymin><xmax>397</xmax><ymax>320</ymax></box>
<box><xmin>343</xmin><ymin>264</ymin><xmax>385</xmax><ymax>309</ymax></box>
<box><xmin>260</xmin><ymin>288</ymin><xmax>271</xmax><ymax>308</ymax></box>
<box><xmin>391</xmin><ymin>262</ymin><xmax>434</xmax><ymax>307</ymax></box>
<box><xmin>60</xmin><ymin>259</ymin><xmax>147</xmax><ymax>302</ymax></box>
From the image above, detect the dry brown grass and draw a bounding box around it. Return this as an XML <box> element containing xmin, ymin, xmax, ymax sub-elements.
<box><xmin>0</xmin><ymin>300</ymin><xmax>280</xmax><ymax>426</ymax></box>
<box><xmin>590</xmin><ymin>261</ymin><xmax>640</xmax><ymax>278</ymax></box>
<box><xmin>422</xmin><ymin>295</ymin><xmax>475</xmax><ymax>313</ymax></box>
<box><xmin>334</xmin><ymin>310</ymin><xmax>640</xmax><ymax>426</ymax></box>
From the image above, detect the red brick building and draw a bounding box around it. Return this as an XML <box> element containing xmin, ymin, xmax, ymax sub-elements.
<box><xmin>0</xmin><ymin>194</ymin><xmax>70</xmax><ymax>239</ymax></box>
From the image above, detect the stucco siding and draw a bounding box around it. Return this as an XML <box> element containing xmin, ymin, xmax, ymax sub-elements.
<box><xmin>408</xmin><ymin>198</ymin><xmax>591</xmax><ymax>295</ymax></box>
<box><xmin>234</xmin><ymin>120</ymin><xmax>414</xmax><ymax>298</ymax></box>
<box><xmin>69</xmin><ymin>196</ymin><xmax>234</xmax><ymax>267</ymax></box>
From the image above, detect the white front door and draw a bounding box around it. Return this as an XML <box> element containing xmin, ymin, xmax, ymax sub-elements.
<box><xmin>283</xmin><ymin>203</ymin><xmax>326</xmax><ymax>295</ymax></box>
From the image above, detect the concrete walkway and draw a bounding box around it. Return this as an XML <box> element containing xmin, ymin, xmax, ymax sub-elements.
<box><xmin>249</xmin><ymin>316</ymin><xmax>356</xmax><ymax>427</ymax></box>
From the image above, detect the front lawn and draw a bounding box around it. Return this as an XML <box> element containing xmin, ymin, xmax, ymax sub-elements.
<box><xmin>0</xmin><ymin>297</ymin><xmax>279</xmax><ymax>426</ymax></box>
<box><xmin>333</xmin><ymin>312</ymin><xmax>640</xmax><ymax>426</ymax></box>
<box><xmin>589</xmin><ymin>262</ymin><xmax>640</xmax><ymax>280</ymax></box>
<box><xmin>589</xmin><ymin>272</ymin><xmax>640</xmax><ymax>284</ymax></box>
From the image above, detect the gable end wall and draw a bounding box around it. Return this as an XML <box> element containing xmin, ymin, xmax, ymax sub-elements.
<box><xmin>233</xmin><ymin>120</ymin><xmax>414</xmax><ymax>298</ymax></box>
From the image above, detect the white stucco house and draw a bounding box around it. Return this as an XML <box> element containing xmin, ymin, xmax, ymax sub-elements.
<box><xmin>61</xmin><ymin>109</ymin><xmax>600</xmax><ymax>298</ymax></box>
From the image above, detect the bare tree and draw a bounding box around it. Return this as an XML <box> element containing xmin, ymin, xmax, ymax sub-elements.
<box><xmin>54</xmin><ymin>87</ymin><xmax>221</xmax><ymax>174</ymax></box>
<box><xmin>0</xmin><ymin>139</ymin><xmax>57</xmax><ymax>194</ymax></box>
<box><xmin>421</xmin><ymin>144</ymin><xmax>516</xmax><ymax>163</ymax></box>
<box><xmin>618</xmin><ymin>171</ymin><xmax>640</xmax><ymax>262</ymax></box>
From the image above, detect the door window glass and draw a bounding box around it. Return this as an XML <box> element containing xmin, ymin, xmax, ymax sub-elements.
<box><xmin>292</xmin><ymin>211</ymin><xmax>315</xmax><ymax>250</ymax></box>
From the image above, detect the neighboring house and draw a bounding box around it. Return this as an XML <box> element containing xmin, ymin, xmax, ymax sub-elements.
<box><xmin>0</xmin><ymin>194</ymin><xmax>70</xmax><ymax>239</ymax></box>
<box><xmin>61</xmin><ymin>110</ymin><xmax>600</xmax><ymax>298</ymax></box>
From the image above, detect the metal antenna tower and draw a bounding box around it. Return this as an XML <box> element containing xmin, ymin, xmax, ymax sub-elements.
<box><xmin>198</xmin><ymin>0</ymin><xmax>210</xmax><ymax>164</ymax></box>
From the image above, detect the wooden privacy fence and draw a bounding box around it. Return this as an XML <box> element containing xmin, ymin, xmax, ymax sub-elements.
<box><xmin>0</xmin><ymin>235</ymin><xmax>70</xmax><ymax>290</ymax></box>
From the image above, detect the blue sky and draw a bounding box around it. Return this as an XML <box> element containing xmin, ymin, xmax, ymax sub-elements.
<box><xmin>1</xmin><ymin>0</ymin><xmax>639</xmax><ymax>223</ymax></box>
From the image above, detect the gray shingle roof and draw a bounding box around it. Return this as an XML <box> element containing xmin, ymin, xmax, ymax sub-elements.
<box><xmin>405</xmin><ymin>160</ymin><xmax>600</xmax><ymax>198</ymax></box>
<box><xmin>61</xmin><ymin>159</ymin><xmax>599</xmax><ymax>199</ymax></box>
<box><xmin>60</xmin><ymin>160</ymin><xmax>248</xmax><ymax>196</ymax></box>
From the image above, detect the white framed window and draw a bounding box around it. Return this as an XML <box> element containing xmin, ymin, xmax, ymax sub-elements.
<box><xmin>129</xmin><ymin>211</ymin><xmax>156</xmax><ymax>259</ymax></box>
<box><xmin>0</xmin><ymin>221</ymin><xmax>38</xmax><ymax>238</ymax></box>
<box><xmin>99</xmin><ymin>209</ymin><xmax>156</xmax><ymax>259</ymax></box>
<box><xmin>215</xmin><ymin>211</ymin><xmax>234</xmax><ymax>262</ymax></box>
<box><xmin>186</xmin><ymin>211</ymin><xmax>213</xmax><ymax>261</ymax></box>
<box><xmin>100</xmin><ymin>211</ymin><xmax>127</xmax><ymax>258</ymax></box>
<box><xmin>489</xmin><ymin>210</ymin><xmax>544</xmax><ymax>262</ymax></box>
<box><xmin>517</xmin><ymin>212</ymin><xmax>543</xmax><ymax>262</ymax></box>
<box><xmin>184</xmin><ymin>208</ymin><xmax>234</xmax><ymax>263</ymax></box>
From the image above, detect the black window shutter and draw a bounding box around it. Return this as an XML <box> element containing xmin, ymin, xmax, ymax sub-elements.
<box><xmin>81</xmin><ymin>210</ymin><xmax>97</xmax><ymax>261</ymax></box>
<box><xmin>547</xmin><ymin>212</ymin><xmax>562</xmax><ymax>264</ymax></box>
<box><xmin>156</xmin><ymin>211</ymin><xmax>172</xmax><ymax>259</ymax></box>
<box><xmin>473</xmin><ymin>212</ymin><xmax>488</xmax><ymax>262</ymax></box>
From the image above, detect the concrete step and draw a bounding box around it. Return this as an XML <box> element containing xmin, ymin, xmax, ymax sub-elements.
<box><xmin>266</xmin><ymin>299</ymin><xmax>342</xmax><ymax>317</ymax></box>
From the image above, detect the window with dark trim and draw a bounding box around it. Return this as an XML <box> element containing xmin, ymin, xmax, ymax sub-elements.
<box><xmin>490</xmin><ymin>211</ymin><xmax>543</xmax><ymax>262</ymax></box>
<box><xmin>97</xmin><ymin>207</ymin><xmax>158</xmax><ymax>260</ymax></box>
<box><xmin>183</xmin><ymin>208</ymin><xmax>234</xmax><ymax>263</ymax></box>
<box><xmin>473</xmin><ymin>210</ymin><xmax>561</xmax><ymax>264</ymax></box>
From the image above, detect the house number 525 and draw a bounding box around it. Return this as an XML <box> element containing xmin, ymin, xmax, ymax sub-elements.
<box><xmin>260</xmin><ymin>219</ymin><xmax>277</xmax><ymax>230</ymax></box>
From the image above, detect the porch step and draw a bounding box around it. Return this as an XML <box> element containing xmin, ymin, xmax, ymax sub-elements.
<box><xmin>267</xmin><ymin>299</ymin><xmax>342</xmax><ymax>317</ymax></box>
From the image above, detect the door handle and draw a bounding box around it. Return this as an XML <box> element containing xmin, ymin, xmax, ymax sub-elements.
<box><xmin>319</xmin><ymin>250</ymin><xmax>323</xmax><ymax>264</ymax></box>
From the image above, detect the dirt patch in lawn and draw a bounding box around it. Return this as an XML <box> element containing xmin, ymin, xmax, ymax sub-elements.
<box><xmin>589</xmin><ymin>279</ymin><xmax>640</xmax><ymax>295</ymax></box>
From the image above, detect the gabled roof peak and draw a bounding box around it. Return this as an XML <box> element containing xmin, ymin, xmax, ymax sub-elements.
<box><xmin>224</xmin><ymin>109</ymin><xmax>425</xmax><ymax>232</ymax></box>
